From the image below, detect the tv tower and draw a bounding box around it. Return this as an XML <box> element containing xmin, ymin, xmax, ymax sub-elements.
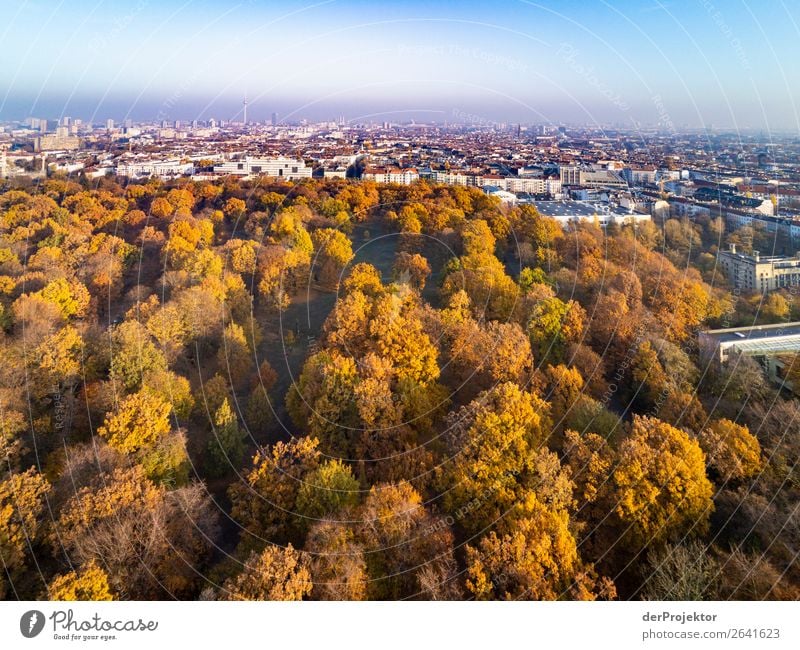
<box><xmin>243</xmin><ymin>93</ymin><xmax>248</xmax><ymax>126</ymax></box>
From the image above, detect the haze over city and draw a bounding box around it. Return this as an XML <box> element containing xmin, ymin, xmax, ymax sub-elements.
<box><xmin>2</xmin><ymin>0</ymin><xmax>799</xmax><ymax>130</ymax></box>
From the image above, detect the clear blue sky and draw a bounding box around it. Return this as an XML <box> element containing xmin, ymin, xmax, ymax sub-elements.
<box><xmin>1</xmin><ymin>0</ymin><xmax>798</xmax><ymax>130</ymax></box>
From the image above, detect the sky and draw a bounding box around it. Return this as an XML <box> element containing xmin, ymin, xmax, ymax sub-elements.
<box><xmin>1</xmin><ymin>0</ymin><xmax>799</xmax><ymax>131</ymax></box>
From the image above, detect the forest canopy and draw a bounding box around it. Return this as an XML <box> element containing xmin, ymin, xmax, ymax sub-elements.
<box><xmin>0</xmin><ymin>174</ymin><xmax>797</xmax><ymax>601</ymax></box>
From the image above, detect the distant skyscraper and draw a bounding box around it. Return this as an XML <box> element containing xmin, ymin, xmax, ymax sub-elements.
<box><xmin>191</xmin><ymin>119</ymin><xmax>198</xmax><ymax>129</ymax></box>
<box><xmin>124</xmin><ymin>118</ymin><xmax>132</xmax><ymax>129</ymax></box>
<box><xmin>271</xmin><ymin>112</ymin><xmax>278</xmax><ymax>126</ymax></box>
<box><xmin>39</xmin><ymin>120</ymin><xmax>48</xmax><ymax>133</ymax></box>
<box><xmin>106</xmin><ymin>118</ymin><xmax>114</xmax><ymax>131</ymax></box>
<box><xmin>62</xmin><ymin>116</ymin><xmax>71</xmax><ymax>127</ymax></box>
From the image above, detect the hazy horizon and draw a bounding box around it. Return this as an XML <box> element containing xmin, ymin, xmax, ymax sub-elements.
<box><xmin>2</xmin><ymin>0</ymin><xmax>799</xmax><ymax>131</ymax></box>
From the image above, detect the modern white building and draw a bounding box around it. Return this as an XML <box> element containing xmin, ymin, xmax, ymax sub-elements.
<box><xmin>214</xmin><ymin>156</ymin><xmax>312</xmax><ymax>180</ymax></box>
<box><xmin>115</xmin><ymin>159</ymin><xmax>194</xmax><ymax>179</ymax></box>
<box><xmin>483</xmin><ymin>186</ymin><xmax>518</xmax><ymax>204</ymax></box>
<box><xmin>532</xmin><ymin>200</ymin><xmax>651</xmax><ymax>228</ymax></box>
<box><xmin>559</xmin><ymin>165</ymin><xmax>627</xmax><ymax>189</ymax></box>
<box><xmin>699</xmin><ymin>322</ymin><xmax>800</xmax><ymax>392</ymax></box>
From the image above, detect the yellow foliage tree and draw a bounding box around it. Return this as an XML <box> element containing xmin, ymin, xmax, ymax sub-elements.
<box><xmin>37</xmin><ymin>277</ymin><xmax>91</xmax><ymax>319</ymax></box>
<box><xmin>699</xmin><ymin>418</ymin><xmax>762</xmax><ymax>481</ymax></box>
<box><xmin>0</xmin><ymin>468</ymin><xmax>51</xmax><ymax>598</ymax></box>
<box><xmin>47</xmin><ymin>560</ymin><xmax>115</xmax><ymax>601</ymax></box>
<box><xmin>97</xmin><ymin>391</ymin><xmax>172</xmax><ymax>453</ymax></box>
<box><xmin>614</xmin><ymin>415</ymin><xmax>714</xmax><ymax>548</ymax></box>
<box><xmin>222</xmin><ymin>544</ymin><xmax>311</xmax><ymax>601</ymax></box>
<box><xmin>465</xmin><ymin>493</ymin><xmax>612</xmax><ymax>600</ymax></box>
<box><xmin>229</xmin><ymin>437</ymin><xmax>321</xmax><ymax>546</ymax></box>
<box><xmin>442</xmin><ymin>382</ymin><xmax>550</xmax><ymax>535</ymax></box>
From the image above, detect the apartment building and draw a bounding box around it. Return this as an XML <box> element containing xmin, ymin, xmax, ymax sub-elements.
<box><xmin>214</xmin><ymin>156</ymin><xmax>312</xmax><ymax>179</ymax></box>
<box><xmin>717</xmin><ymin>244</ymin><xmax>800</xmax><ymax>292</ymax></box>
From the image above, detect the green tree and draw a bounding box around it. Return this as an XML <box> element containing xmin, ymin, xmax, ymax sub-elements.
<box><xmin>295</xmin><ymin>459</ymin><xmax>359</xmax><ymax>521</ymax></box>
<box><xmin>206</xmin><ymin>399</ymin><xmax>246</xmax><ymax>478</ymax></box>
<box><xmin>110</xmin><ymin>320</ymin><xmax>168</xmax><ymax>392</ymax></box>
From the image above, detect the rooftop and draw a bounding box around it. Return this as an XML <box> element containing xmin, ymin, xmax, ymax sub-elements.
<box><xmin>701</xmin><ymin>321</ymin><xmax>800</xmax><ymax>344</ymax></box>
<box><xmin>533</xmin><ymin>200</ymin><xmax>633</xmax><ymax>218</ymax></box>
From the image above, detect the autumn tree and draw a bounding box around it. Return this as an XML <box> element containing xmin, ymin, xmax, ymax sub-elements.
<box><xmin>36</xmin><ymin>277</ymin><xmax>91</xmax><ymax>320</ymax></box>
<box><xmin>357</xmin><ymin>481</ymin><xmax>459</xmax><ymax>600</ymax></box>
<box><xmin>0</xmin><ymin>469</ymin><xmax>51</xmax><ymax>599</ymax></box>
<box><xmin>295</xmin><ymin>459</ymin><xmax>359</xmax><ymax>521</ymax></box>
<box><xmin>465</xmin><ymin>493</ymin><xmax>613</xmax><ymax>600</ymax></box>
<box><xmin>393</xmin><ymin>252</ymin><xmax>430</xmax><ymax>290</ymax></box>
<box><xmin>223</xmin><ymin>197</ymin><xmax>247</xmax><ymax>221</ymax></box>
<box><xmin>221</xmin><ymin>544</ymin><xmax>311</xmax><ymax>601</ymax></box>
<box><xmin>229</xmin><ymin>437</ymin><xmax>321</xmax><ymax>546</ymax></box>
<box><xmin>286</xmin><ymin>351</ymin><xmax>360</xmax><ymax>458</ymax></box>
<box><xmin>304</xmin><ymin>520</ymin><xmax>367</xmax><ymax>600</ymax></box>
<box><xmin>54</xmin><ymin>467</ymin><xmax>218</xmax><ymax>598</ymax></box>
<box><xmin>97</xmin><ymin>391</ymin><xmax>172</xmax><ymax>453</ymax></box>
<box><xmin>614</xmin><ymin>416</ymin><xmax>714</xmax><ymax>548</ymax></box>
<box><xmin>141</xmin><ymin>369</ymin><xmax>195</xmax><ymax>420</ymax></box>
<box><xmin>47</xmin><ymin>560</ymin><xmax>115</xmax><ymax>601</ymax></box>
<box><xmin>138</xmin><ymin>429</ymin><xmax>190</xmax><ymax>487</ymax></box>
<box><xmin>640</xmin><ymin>541</ymin><xmax>718</xmax><ymax>600</ymax></box>
<box><xmin>526</xmin><ymin>296</ymin><xmax>585</xmax><ymax>363</ymax></box>
<box><xmin>698</xmin><ymin>418</ymin><xmax>762</xmax><ymax>482</ymax></box>
<box><xmin>447</xmin><ymin>319</ymin><xmax>533</xmax><ymax>397</ymax></box>
<box><xmin>217</xmin><ymin>322</ymin><xmax>254</xmax><ymax>391</ymax></box>
<box><xmin>110</xmin><ymin>320</ymin><xmax>168</xmax><ymax>391</ymax></box>
<box><xmin>312</xmin><ymin>228</ymin><xmax>354</xmax><ymax>289</ymax></box>
<box><xmin>441</xmin><ymin>382</ymin><xmax>550</xmax><ymax>535</ymax></box>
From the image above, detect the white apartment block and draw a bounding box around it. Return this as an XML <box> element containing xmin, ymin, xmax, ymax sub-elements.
<box><xmin>717</xmin><ymin>244</ymin><xmax>800</xmax><ymax>292</ymax></box>
<box><xmin>115</xmin><ymin>159</ymin><xmax>194</xmax><ymax>179</ymax></box>
<box><xmin>214</xmin><ymin>157</ymin><xmax>312</xmax><ymax>180</ymax></box>
<box><xmin>559</xmin><ymin>165</ymin><xmax>627</xmax><ymax>188</ymax></box>
<box><xmin>362</xmin><ymin>167</ymin><xmax>419</xmax><ymax>184</ymax></box>
<box><xmin>480</xmin><ymin>175</ymin><xmax>561</xmax><ymax>195</ymax></box>
<box><xmin>430</xmin><ymin>170</ymin><xmax>479</xmax><ymax>186</ymax></box>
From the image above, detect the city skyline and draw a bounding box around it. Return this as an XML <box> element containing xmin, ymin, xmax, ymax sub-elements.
<box><xmin>1</xmin><ymin>0</ymin><xmax>799</xmax><ymax>130</ymax></box>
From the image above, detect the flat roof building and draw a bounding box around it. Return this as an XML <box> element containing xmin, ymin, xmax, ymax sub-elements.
<box><xmin>214</xmin><ymin>156</ymin><xmax>312</xmax><ymax>180</ymax></box>
<box><xmin>532</xmin><ymin>200</ymin><xmax>651</xmax><ymax>228</ymax></box>
<box><xmin>699</xmin><ymin>321</ymin><xmax>800</xmax><ymax>390</ymax></box>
